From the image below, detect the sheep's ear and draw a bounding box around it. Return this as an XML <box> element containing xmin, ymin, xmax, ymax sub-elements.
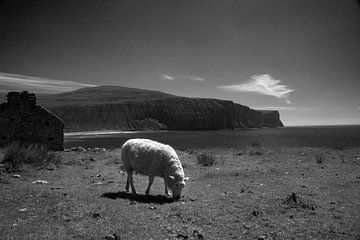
<box><xmin>183</xmin><ymin>177</ymin><xmax>189</xmax><ymax>181</ymax></box>
<box><xmin>169</xmin><ymin>175</ymin><xmax>175</xmax><ymax>180</ymax></box>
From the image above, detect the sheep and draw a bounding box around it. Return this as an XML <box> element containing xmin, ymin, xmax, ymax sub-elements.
<box><xmin>121</xmin><ymin>138</ymin><xmax>188</xmax><ymax>200</ymax></box>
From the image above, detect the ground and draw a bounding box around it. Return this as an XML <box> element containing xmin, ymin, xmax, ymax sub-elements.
<box><xmin>0</xmin><ymin>146</ymin><xmax>359</xmax><ymax>240</ymax></box>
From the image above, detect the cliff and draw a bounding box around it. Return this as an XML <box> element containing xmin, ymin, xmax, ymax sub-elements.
<box><xmin>25</xmin><ymin>86</ymin><xmax>284</xmax><ymax>131</ymax></box>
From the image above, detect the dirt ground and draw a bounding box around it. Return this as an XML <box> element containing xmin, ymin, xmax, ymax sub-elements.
<box><xmin>0</xmin><ymin>146</ymin><xmax>359</xmax><ymax>240</ymax></box>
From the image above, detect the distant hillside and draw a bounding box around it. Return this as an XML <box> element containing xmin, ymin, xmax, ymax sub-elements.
<box><xmin>37</xmin><ymin>86</ymin><xmax>177</xmax><ymax>107</ymax></box>
<box><xmin>1</xmin><ymin>86</ymin><xmax>284</xmax><ymax>131</ymax></box>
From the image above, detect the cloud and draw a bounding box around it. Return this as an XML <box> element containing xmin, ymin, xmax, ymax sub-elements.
<box><xmin>161</xmin><ymin>74</ymin><xmax>204</xmax><ymax>82</ymax></box>
<box><xmin>161</xmin><ymin>74</ymin><xmax>175</xmax><ymax>81</ymax></box>
<box><xmin>0</xmin><ymin>72</ymin><xmax>97</xmax><ymax>93</ymax></box>
<box><xmin>218</xmin><ymin>74</ymin><xmax>294</xmax><ymax>104</ymax></box>
<box><xmin>254</xmin><ymin>106</ymin><xmax>297</xmax><ymax>111</ymax></box>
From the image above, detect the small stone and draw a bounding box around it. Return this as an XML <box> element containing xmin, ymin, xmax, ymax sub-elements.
<box><xmin>104</xmin><ymin>234</ymin><xmax>116</xmax><ymax>240</ymax></box>
<box><xmin>46</xmin><ymin>164</ymin><xmax>56</xmax><ymax>170</ymax></box>
<box><xmin>258</xmin><ymin>235</ymin><xmax>266</xmax><ymax>240</ymax></box>
<box><xmin>62</xmin><ymin>216</ymin><xmax>71</xmax><ymax>222</ymax></box>
<box><xmin>149</xmin><ymin>205</ymin><xmax>156</xmax><ymax>210</ymax></box>
<box><xmin>91</xmin><ymin>211</ymin><xmax>101</xmax><ymax>218</ymax></box>
<box><xmin>97</xmin><ymin>174</ymin><xmax>101</xmax><ymax>177</ymax></box>
<box><xmin>251</xmin><ymin>210</ymin><xmax>260</xmax><ymax>216</ymax></box>
<box><xmin>243</xmin><ymin>224</ymin><xmax>250</xmax><ymax>229</ymax></box>
<box><xmin>19</xmin><ymin>208</ymin><xmax>27</xmax><ymax>212</ymax></box>
<box><xmin>12</xmin><ymin>174</ymin><xmax>21</xmax><ymax>178</ymax></box>
<box><xmin>176</xmin><ymin>233</ymin><xmax>188</xmax><ymax>239</ymax></box>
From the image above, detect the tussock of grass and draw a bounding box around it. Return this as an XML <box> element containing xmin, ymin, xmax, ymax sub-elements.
<box><xmin>1</xmin><ymin>142</ymin><xmax>60</xmax><ymax>172</ymax></box>
<box><xmin>251</xmin><ymin>141</ymin><xmax>261</xmax><ymax>147</ymax></box>
<box><xmin>196</xmin><ymin>152</ymin><xmax>216</xmax><ymax>166</ymax></box>
<box><xmin>283</xmin><ymin>192</ymin><xmax>316</xmax><ymax>211</ymax></box>
<box><xmin>314</xmin><ymin>153</ymin><xmax>325</xmax><ymax>164</ymax></box>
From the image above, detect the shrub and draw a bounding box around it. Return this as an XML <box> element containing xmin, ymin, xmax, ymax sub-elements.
<box><xmin>196</xmin><ymin>152</ymin><xmax>216</xmax><ymax>166</ymax></box>
<box><xmin>1</xmin><ymin>142</ymin><xmax>60</xmax><ymax>172</ymax></box>
<box><xmin>251</xmin><ymin>141</ymin><xmax>261</xmax><ymax>147</ymax></box>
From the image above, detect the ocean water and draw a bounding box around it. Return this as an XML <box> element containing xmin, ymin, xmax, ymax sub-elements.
<box><xmin>64</xmin><ymin>125</ymin><xmax>360</xmax><ymax>150</ymax></box>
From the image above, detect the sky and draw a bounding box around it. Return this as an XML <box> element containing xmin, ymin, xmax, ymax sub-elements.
<box><xmin>0</xmin><ymin>0</ymin><xmax>359</xmax><ymax>126</ymax></box>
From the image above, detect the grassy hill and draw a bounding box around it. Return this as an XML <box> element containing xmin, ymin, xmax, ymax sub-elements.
<box><xmin>0</xmin><ymin>86</ymin><xmax>284</xmax><ymax>131</ymax></box>
<box><xmin>37</xmin><ymin>86</ymin><xmax>178</xmax><ymax>107</ymax></box>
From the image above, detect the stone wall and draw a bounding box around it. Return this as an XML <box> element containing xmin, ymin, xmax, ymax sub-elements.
<box><xmin>0</xmin><ymin>91</ymin><xmax>64</xmax><ymax>151</ymax></box>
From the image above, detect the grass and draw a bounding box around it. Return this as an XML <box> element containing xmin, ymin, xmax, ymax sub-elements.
<box><xmin>0</xmin><ymin>145</ymin><xmax>359</xmax><ymax>239</ymax></box>
<box><xmin>1</xmin><ymin>142</ymin><xmax>61</xmax><ymax>172</ymax></box>
<box><xmin>196</xmin><ymin>152</ymin><xmax>216</xmax><ymax>166</ymax></box>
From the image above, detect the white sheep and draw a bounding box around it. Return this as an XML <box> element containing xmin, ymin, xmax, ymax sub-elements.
<box><xmin>121</xmin><ymin>138</ymin><xmax>188</xmax><ymax>200</ymax></box>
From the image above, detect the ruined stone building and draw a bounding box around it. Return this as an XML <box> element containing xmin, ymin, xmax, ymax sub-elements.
<box><xmin>0</xmin><ymin>91</ymin><xmax>64</xmax><ymax>151</ymax></box>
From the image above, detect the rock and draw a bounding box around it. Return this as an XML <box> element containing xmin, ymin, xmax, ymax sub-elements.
<box><xmin>104</xmin><ymin>235</ymin><xmax>115</xmax><ymax>240</ymax></box>
<box><xmin>91</xmin><ymin>211</ymin><xmax>101</xmax><ymax>218</ymax></box>
<box><xmin>62</xmin><ymin>216</ymin><xmax>71</xmax><ymax>222</ymax></box>
<box><xmin>71</xmin><ymin>146</ymin><xmax>87</xmax><ymax>152</ymax></box>
<box><xmin>258</xmin><ymin>235</ymin><xmax>266</xmax><ymax>240</ymax></box>
<box><xmin>176</xmin><ymin>233</ymin><xmax>188</xmax><ymax>239</ymax></box>
<box><xmin>46</xmin><ymin>164</ymin><xmax>56</xmax><ymax>170</ymax></box>
<box><xmin>19</xmin><ymin>208</ymin><xmax>27</xmax><ymax>212</ymax></box>
<box><xmin>32</xmin><ymin>180</ymin><xmax>48</xmax><ymax>184</ymax></box>
<box><xmin>12</xmin><ymin>174</ymin><xmax>21</xmax><ymax>178</ymax></box>
<box><xmin>251</xmin><ymin>210</ymin><xmax>260</xmax><ymax>216</ymax></box>
<box><xmin>192</xmin><ymin>230</ymin><xmax>204</xmax><ymax>240</ymax></box>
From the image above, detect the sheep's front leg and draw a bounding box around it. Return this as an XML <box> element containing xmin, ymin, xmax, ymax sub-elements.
<box><xmin>145</xmin><ymin>176</ymin><xmax>154</xmax><ymax>196</ymax></box>
<box><xmin>125</xmin><ymin>171</ymin><xmax>131</xmax><ymax>192</ymax></box>
<box><xmin>164</xmin><ymin>178</ymin><xmax>170</xmax><ymax>196</ymax></box>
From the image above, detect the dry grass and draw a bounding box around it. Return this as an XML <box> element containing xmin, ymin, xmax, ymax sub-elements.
<box><xmin>196</xmin><ymin>152</ymin><xmax>216</xmax><ymax>166</ymax></box>
<box><xmin>1</xmin><ymin>142</ymin><xmax>61</xmax><ymax>172</ymax></box>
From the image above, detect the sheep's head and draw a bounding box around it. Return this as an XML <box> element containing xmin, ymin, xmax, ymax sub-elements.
<box><xmin>167</xmin><ymin>175</ymin><xmax>189</xmax><ymax>201</ymax></box>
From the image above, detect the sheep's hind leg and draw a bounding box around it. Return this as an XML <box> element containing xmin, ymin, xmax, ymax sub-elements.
<box><xmin>128</xmin><ymin>170</ymin><xmax>136</xmax><ymax>194</ymax></box>
<box><xmin>145</xmin><ymin>176</ymin><xmax>154</xmax><ymax>197</ymax></box>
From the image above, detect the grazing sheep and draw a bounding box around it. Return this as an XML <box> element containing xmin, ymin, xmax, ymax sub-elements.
<box><xmin>121</xmin><ymin>138</ymin><xmax>188</xmax><ymax>200</ymax></box>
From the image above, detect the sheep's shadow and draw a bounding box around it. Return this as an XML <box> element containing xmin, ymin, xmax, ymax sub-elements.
<box><xmin>101</xmin><ymin>191</ymin><xmax>174</xmax><ymax>204</ymax></box>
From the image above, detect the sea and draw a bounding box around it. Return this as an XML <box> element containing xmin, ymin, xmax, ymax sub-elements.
<box><xmin>64</xmin><ymin>125</ymin><xmax>360</xmax><ymax>150</ymax></box>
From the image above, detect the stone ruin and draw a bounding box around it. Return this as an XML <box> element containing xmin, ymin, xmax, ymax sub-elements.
<box><xmin>0</xmin><ymin>91</ymin><xmax>64</xmax><ymax>151</ymax></box>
